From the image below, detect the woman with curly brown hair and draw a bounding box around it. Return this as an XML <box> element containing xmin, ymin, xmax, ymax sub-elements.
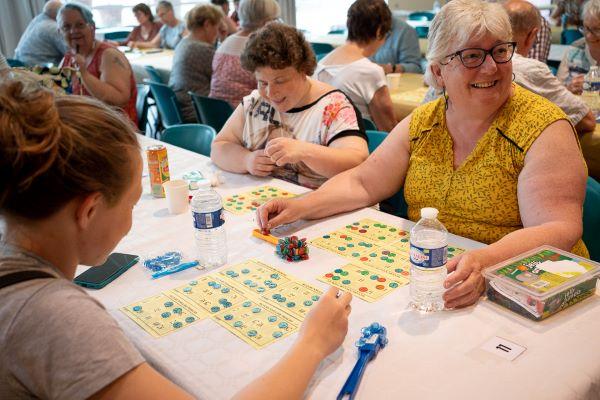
<box><xmin>0</xmin><ymin>79</ymin><xmax>352</xmax><ymax>399</ymax></box>
<box><xmin>211</xmin><ymin>22</ymin><xmax>369</xmax><ymax>189</ymax></box>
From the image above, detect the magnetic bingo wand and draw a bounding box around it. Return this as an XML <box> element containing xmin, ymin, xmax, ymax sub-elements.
<box><xmin>337</xmin><ymin>322</ymin><xmax>388</xmax><ymax>400</ymax></box>
<box><xmin>252</xmin><ymin>228</ymin><xmax>309</xmax><ymax>261</ymax></box>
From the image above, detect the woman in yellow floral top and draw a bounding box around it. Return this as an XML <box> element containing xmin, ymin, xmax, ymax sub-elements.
<box><xmin>257</xmin><ymin>0</ymin><xmax>589</xmax><ymax>309</ymax></box>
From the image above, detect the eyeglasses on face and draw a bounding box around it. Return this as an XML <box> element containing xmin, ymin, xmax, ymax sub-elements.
<box><xmin>60</xmin><ymin>22</ymin><xmax>89</xmax><ymax>33</ymax></box>
<box><xmin>440</xmin><ymin>41</ymin><xmax>516</xmax><ymax>69</ymax></box>
<box><xmin>579</xmin><ymin>25</ymin><xmax>600</xmax><ymax>38</ymax></box>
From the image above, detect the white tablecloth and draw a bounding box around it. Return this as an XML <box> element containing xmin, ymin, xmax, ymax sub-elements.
<box><xmin>80</xmin><ymin>137</ymin><xmax>600</xmax><ymax>400</ymax></box>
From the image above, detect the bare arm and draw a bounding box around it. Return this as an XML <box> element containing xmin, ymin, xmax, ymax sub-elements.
<box><xmin>444</xmin><ymin>119</ymin><xmax>587</xmax><ymax>308</ymax></box>
<box><xmin>78</xmin><ymin>48</ymin><xmax>132</xmax><ymax>107</ymax></box>
<box><xmin>132</xmin><ymin>34</ymin><xmax>161</xmax><ymax>49</ymax></box>
<box><xmin>575</xmin><ymin>110</ymin><xmax>596</xmax><ymax>134</ymax></box>
<box><xmin>368</xmin><ymin>86</ymin><xmax>398</xmax><ymax>132</ymax></box>
<box><xmin>265</xmin><ymin>135</ymin><xmax>368</xmax><ymax>178</ymax></box>
<box><xmin>257</xmin><ymin>115</ymin><xmax>412</xmax><ymax>228</ymax></box>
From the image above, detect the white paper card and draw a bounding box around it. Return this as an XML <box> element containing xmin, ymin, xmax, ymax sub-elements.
<box><xmin>481</xmin><ymin>336</ymin><xmax>526</xmax><ymax>361</ymax></box>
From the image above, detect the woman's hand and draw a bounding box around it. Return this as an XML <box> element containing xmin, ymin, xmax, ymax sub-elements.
<box><xmin>256</xmin><ymin>198</ymin><xmax>306</xmax><ymax>229</ymax></box>
<box><xmin>265</xmin><ymin>137</ymin><xmax>308</xmax><ymax>166</ymax></box>
<box><xmin>244</xmin><ymin>149</ymin><xmax>275</xmax><ymax>176</ymax></box>
<box><xmin>443</xmin><ymin>250</ymin><xmax>487</xmax><ymax>309</ymax></box>
<box><xmin>297</xmin><ymin>287</ymin><xmax>352</xmax><ymax>359</ymax></box>
<box><xmin>567</xmin><ymin>74</ymin><xmax>584</xmax><ymax>95</ymax></box>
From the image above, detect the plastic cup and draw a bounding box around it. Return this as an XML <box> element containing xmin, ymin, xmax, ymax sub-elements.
<box><xmin>163</xmin><ymin>179</ymin><xmax>189</xmax><ymax>214</ymax></box>
<box><xmin>387</xmin><ymin>73</ymin><xmax>402</xmax><ymax>92</ymax></box>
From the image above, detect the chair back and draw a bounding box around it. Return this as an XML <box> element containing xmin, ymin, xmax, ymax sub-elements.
<box><xmin>144</xmin><ymin>65</ymin><xmax>163</xmax><ymax>83</ymax></box>
<box><xmin>311</xmin><ymin>42</ymin><xmax>335</xmax><ymax>55</ymax></box>
<box><xmin>408</xmin><ymin>11</ymin><xmax>435</xmax><ymax>21</ymax></box>
<box><xmin>362</xmin><ymin>118</ymin><xmax>377</xmax><ymax>132</ymax></box>
<box><xmin>415</xmin><ymin>26</ymin><xmax>429</xmax><ymax>39</ymax></box>
<box><xmin>365</xmin><ymin>129</ymin><xmax>409</xmax><ymax>218</ymax></box>
<box><xmin>365</xmin><ymin>129</ymin><xmax>386</xmax><ymax>154</ymax></box>
<box><xmin>161</xmin><ymin>124</ymin><xmax>216</xmax><ymax>156</ymax></box>
<box><xmin>104</xmin><ymin>30</ymin><xmax>131</xmax><ymax>41</ymax></box>
<box><xmin>7</xmin><ymin>58</ymin><xmax>26</xmax><ymax>67</ymax></box>
<box><xmin>136</xmin><ymin>83</ymin><xmax>150</xmax><ymax>132</ymax></box>
<box><xmin>584</xmin><ymin>177</ymin><xmax>600</xmax><ymax>261</ymax></box>
<box><xmin>189</xmin><ymin>93</ymin><xmax>233</xmax><ymax>132</ymax></box>
<box><xmin>146</xmin><ymin>81</ymin><xmax>182</xmax><ymax>128</ymax></box>
<box><xmin>561</xmin><ymin>29</ymin><xmax>583</xmax><ymax>45</ymax></box>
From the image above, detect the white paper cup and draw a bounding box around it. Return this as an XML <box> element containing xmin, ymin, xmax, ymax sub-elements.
<box><xmin>163</xmin><ymin>179</ymin><xmax>189</xmax><ymax>214</ymax></box>
<box><xmin>387</xmin><ymin>72</ymin><xmax>402</xmax><ymax>91</ymax></box>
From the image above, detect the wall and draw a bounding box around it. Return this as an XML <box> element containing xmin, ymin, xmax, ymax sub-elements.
<box><xmin>388</xmin><ymin>0</ymin><xmax>435</xmax><ymax>11</ymax></box>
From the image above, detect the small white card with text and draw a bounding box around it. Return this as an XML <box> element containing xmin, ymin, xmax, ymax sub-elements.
<box><xmin>481</xmin><ymin>336</ymin><xmax>526</xmax><ymax>361</ymax></box>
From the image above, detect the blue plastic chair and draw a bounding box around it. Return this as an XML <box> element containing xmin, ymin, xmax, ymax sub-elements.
<box><xmin>189</xmin><ymin>93</ymin><xmax>233</xmax><ymax>132</ymax></box>
<box><xmin>561</xmin><ymin>29</ymin><xmax>583</xmax><ymax>45</ymax></box>
<box><xmin>7</xmin><ymin>58</ymin><xmax>26</xmax><ymax>67</ymax></box>
<box><xmin>311</xmin><ymin>42</ymin><xmax>334</xmax><ymax>55</ymax></box>
<box><xmin>365</xmin><ymin>130</ymin><xmax>409</xmax><ymax>218</ymax></box>
<box><xmin>408</xmin><ymin>11</ymin><xmax>435</xmax><ymax>21</ymax></box>
<box><xmin>145</xmin><ymin>81</ymin><xmax>183</xmax><ymax>129</ymax></box>
<box><xmin>362</xmin><ymin>118</ymin><xmax>377</xmax><ymax>132</ymax></box>
<box><xmin>144</xmin><ymin>65</ymin><xmax>163</xmax><ymax>84</ymax></box>
<box><xmin>415</xmin><ymin>26</ymin><xmax>429</xmax><ymax>39</ymax></box>
<box><xmin>584</xmin><ymin>177</ymin><xmax>600</xmax><ymax>261</ymax></box>
<box><xmin>104</xmin><ymin>30</ymin><xmax>131</xmax><ymax>42</ymax></box>
<box><xmin>161</xmin><ymin>124</ymin><xmax>216</xmax><ymax>156</ymax></box>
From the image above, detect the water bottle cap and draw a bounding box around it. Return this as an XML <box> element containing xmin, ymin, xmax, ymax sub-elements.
<box><xmin>420</xmin><ymin>207</ymin><xmax>439</xmax><ymax>219</ymax></box>
<box><xmin>196</xmin><ymin>180</ymin><xmax>211</xmax><ymax>189</ymax></box>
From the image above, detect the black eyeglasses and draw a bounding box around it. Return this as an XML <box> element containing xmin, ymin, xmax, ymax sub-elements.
<box><xmin>440</xmin><ymin>42</ymin><xmax>517</xmax><ymax>69</ymax></box>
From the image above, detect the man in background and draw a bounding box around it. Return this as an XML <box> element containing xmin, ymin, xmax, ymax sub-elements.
<box><xmin>371</xmin><ymin>14</ymin><xmax>422</xmax><ymax>73</ymax></box>
<box><xmin>14</xmin><ymin>0</ymin><xmax>68</xmax><ymax>66</ymax></box>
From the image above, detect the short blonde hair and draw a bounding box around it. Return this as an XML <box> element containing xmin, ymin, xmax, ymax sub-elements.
<box><xmin>238</xmin><ymin>0</ymin><xmax>280</xmax><ymax>31</ymax></box>
<box><xmin>425</xmin><ymin>0</ymin><xmax>512</xmax><ymax>89</ymax></box>
<box><xmin>186</xmin><ymin>4</ymin><xmax>224</xmax><ymax>31</ymax></box>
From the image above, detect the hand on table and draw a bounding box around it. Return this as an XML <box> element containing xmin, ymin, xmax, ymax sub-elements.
<box><xmin>256</xmin><ymin>197</ymin><xmax>306</xmax><ymax>230</ymax></box>
<box><xmin>127</xmin><ymin>41</ymin><xmax>138</xmax><ymax>49</ymax></box>
<box><xmin>264</xmin><ymin>137</ymin><xmax>308</xmax><ymax>166</ymax></box>
<box><xmin>244</xmin><ymin>149</ymin><xmax>275</xmax><ymax>177</ymax></box>
<box><xmin>443</xmin><ymin>251</ymin><xmax>486</xmax><ymax>309</ymax></box>
<box><xmin>568</xmin><ymin>74</ymin><xmax>584</xmax><ymax>95</ymax></box>
<box><xmin>297</xmin><ymin>287</ymin><xmax>352</xmax><ymax>359</ymax></box>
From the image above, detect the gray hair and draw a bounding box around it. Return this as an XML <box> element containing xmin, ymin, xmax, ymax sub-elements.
<box><xmin>57</xmin><ymin>2</ymin><xmax>95</xmax><ymax>27</ymax></box>
<box><xmin>43</xmin><ymin>0</ymin><xmax>63</xmax><ymax>20</ymax></box>
<box><xmin>424</xmin><ymin>0</ymin><xmax>512</xmax><ymax>89</ymax></box>
<box><xmin>238</xmin><ymin>0</ymin><xmax>281</xmax><ymax>31</ymax></box>
<box><xmin>583</xmin><ymin>0</ymin><xmax>600</xmax><ymax>22</ymax></box>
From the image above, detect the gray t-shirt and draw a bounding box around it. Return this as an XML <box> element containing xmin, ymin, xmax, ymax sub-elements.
<box><xmin>14</xmin><ymin>14</ymin><xmax>68</xmax><ymax>66</ymax></box>
<box><xmin>169</xmin><ymin>37</ymin><xmax>215</xmax><ymax>123</ymax></box>
<box><xmin>159</xmin><ymin>21</ymin><xmax>186</xmax><ymax>49</ymax></box>
<box><xmin>0</xmin><ymin>242</ymin><xmax>144</xmax><ymax>400</ymax></box>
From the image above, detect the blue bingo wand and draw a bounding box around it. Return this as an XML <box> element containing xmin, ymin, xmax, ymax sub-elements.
<box><xmin>337</xmin><ymin>322</ymin><xmax>388</xmax><ymax>400</ymax></box>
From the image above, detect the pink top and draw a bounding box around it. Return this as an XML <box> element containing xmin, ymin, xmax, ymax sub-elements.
<box><xmin>62</xmin><ymin>41</ymin><xmax>138</xmax><ymax>124</ymax></box>
<box><xmin>209</xmin><ymin>34</ymin><xmax>256</xmax><ymax>107</ymax></box>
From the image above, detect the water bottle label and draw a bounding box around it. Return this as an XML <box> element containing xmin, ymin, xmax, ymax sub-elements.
<box><xmin>410</xmin><ymin>243</ymin><xmax>447</xmax><ymax>268</ymax></box>
<box><xmin>192</xmin><ymin>208</ymin><xmax>224</xmax><ymax>229</ymax></box>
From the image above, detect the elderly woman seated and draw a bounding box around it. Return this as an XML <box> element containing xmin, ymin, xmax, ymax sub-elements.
<box><xmin>314</xmin><ymin>0</ymin><xmax>397</xmax><ymax>132</ymax></box>
<box><xmin>211</xmin><ymin>23</ymin><xmax>369</xmax><ymax>189</ymax></box>
<box><xmin>121</xmin><ymin>3</ymin><xmax>162</xmax><ymax>48</ymax></box>
<box><xmin>59</xmin><ymin>3</ymin><xmax>137</xmax><ymax>124</ymax></box>
<box><xmin>258</xmin><ymin>0</ymin><xmax>589</xmax><ymax>309</ymax></box>
<box><xmin>558</xmin><ymin>0</ymin><xmax>600</xmax><ymax>94</ymax></box>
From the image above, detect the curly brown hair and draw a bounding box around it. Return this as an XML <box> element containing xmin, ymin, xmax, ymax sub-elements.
<box><xmin>347</xmin><ymin>0</ymin><xmax>392</xmax><ymax>43</ymax></box>
<box><xmin>0</xmin><ymin>80</ymin><xmax>139</xmax><ymax>220</ymax></box>
<box><xmin>241</xmin><ymin>22</ymin><xmax>316</xmax><ymax>75</ymax></box>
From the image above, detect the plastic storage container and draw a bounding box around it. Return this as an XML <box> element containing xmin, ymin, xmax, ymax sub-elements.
<box><xmin>483</xmin><ymin>246</ymin><xmax>600</xmax><ymax>321</ymax></box>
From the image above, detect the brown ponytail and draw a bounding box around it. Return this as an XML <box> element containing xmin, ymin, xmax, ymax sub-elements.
<box><xmin>0</xmin><ymin>80</ymin><xmax>140</xmax><ymax>220</ymax></box>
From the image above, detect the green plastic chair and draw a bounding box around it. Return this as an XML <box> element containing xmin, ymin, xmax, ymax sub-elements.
<box><xmin>415</xmin><ymin>26</ymin><xmax>429</xmax><ymax>39</ymax></box>
<box><xmin>311</xmin><ymin>42</ymin><xmax>334</xmax><ymax>55</ymax></box>
<box><xmin>144</xmin><ymin>65</ymin><xmax>163</xmax><ymax>83</ymax></box>
<box><xmin>365</xmin><ymin>130</ymin><xmax>409</xmax><ymax>218</ymax></box>
<box><xmin>104</xmin><ymin>30</ymin><xmax>131</xmax><ymax>42</ymax></box>
<box><xmin>561</xmin><ymin>29</ymin><xmax>583</xmax><ymax>45</ymax></box>
<box><xmin>362</xmin><ymin>118</ymin><xmax>377</xmax><ymax>132</ymax></box>
<box><xmin>146</xmin><ymin>81</ymin><xmax>182</xmax><ymax>129</ymax></box>
<box><xmin>161</xmin><ymin>124</ymin><xmax>216</xmax><ymax>156</ymax></box>
<box><xmin>189</xmin><ymin>93</ymin><xmax>233</xmax><ymax>132</ymax></box>
<box><xmin>584</xmin><ymin>177</ymin><xmax>600</xmax><ymax>261</ymax></box>
<box><xmin>408</xmin><ymin>11</ymin><xmax>435</xmax><ymax>21</ymax></box>
<box><xmin>7</xmin><ymin>58</ymin><xmax>26</xmax><ymax>67</ymax></box>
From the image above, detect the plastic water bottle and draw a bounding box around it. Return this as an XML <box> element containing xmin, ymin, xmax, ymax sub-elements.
<box><xmin>190</xmin><ymin>181</ymin><xmax>227</xmax><ymax>268</ymax></box>
<box><xmin>409</xmin><ymin>207</ymin><xmax>448</xmax><ymax>312</ymax></box>
<box><xmin>582</xmin><ymin>66</ymin><xmax>600</xmax><ymax>118</ymax></box>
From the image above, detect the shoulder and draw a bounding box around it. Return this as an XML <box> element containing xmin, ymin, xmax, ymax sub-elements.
<box><xmin>497</xmin><ymin>85</ymin><xmax>569</xmax><ymax>152</ymax></box>
<box><xmin>241</xmin><ymin>89</ymin><xmax>263</xmax><ymax>110</ymax></box>
<box><xmin>409</xmin><ymin>97</ymin><xmax>445</xmax><ymax>139</ymax></box>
